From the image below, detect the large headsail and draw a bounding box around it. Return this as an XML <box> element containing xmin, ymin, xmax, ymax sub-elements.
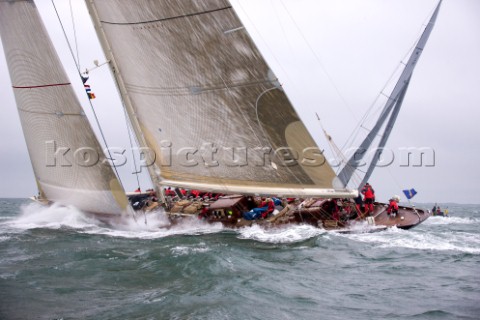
<box><xmin>337</xmin><ymin>0</ymin><xmax>442</xmax><ymax>189</ymax></box>
<box><xmin>0</xmin><ymin>0</ymin><xmax>129</xmax><ymax>215</ymax></box>
<box><xmin>85</xmin><ymin>0</ymin><xmax>354</xmax><ymax>197</ymax></box>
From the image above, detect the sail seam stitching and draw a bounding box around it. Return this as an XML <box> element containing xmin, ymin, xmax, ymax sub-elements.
<box><xmin>100</xmin><ymin>6</ymin><xmax>233</xmax><ymax>25</ymax></box>
<box><xmin>17</xmin><ymin>108</ymin><xmax>84</xmax><ymax>116</ymax></box>
<box><xmin>124</xmin><ymin>79</ymin><xmax>273</xmax><ymax>95</ymax></box>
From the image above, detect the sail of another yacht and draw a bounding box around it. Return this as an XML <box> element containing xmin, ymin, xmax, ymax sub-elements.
<box><xmin>337</xmin><ymin>0</ymin><xmax>443</xmax><ymax>190</ymax></box>
<box><xmin>0</xmin><ymin>0</ymin><xmax>129</xmax><ymax>215</ymax></box>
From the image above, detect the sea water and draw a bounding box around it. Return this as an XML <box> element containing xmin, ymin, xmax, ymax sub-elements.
<box><xmin>0</xmin><ymin>199</ymin><xmax>479</xmax><ymax>320</ymax></box>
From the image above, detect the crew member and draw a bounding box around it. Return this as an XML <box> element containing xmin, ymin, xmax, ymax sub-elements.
<box><xmin>361</xmin><ymin>182</ymin><xmax>375</xmax><ymax>214</ymax></box>
<box><xmin>354</xmin><ymin>194</ymin><xmax>363</xmax><ymax>218</ymax></box>
<box><xmin>261</xmin><ymin>198</ymin><xmax>275</xmax><ymax>219</ymax></box>
<box><xmin>387</xmin><ymin>197</ymin><xmax>399</xmax><ymax>217</ymax></box>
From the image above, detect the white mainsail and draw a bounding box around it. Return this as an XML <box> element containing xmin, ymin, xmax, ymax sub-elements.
<box><xmin>85</xmin><ymin>0</ymin><xmax>354</xmax><ymax>197</ymax></box>
<box><xmin>0</xmin><ymin>0</ymin><xmax>129</xmax><ymax>215</ymax></box>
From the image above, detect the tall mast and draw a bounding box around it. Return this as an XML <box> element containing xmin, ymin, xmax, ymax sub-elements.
<box><xmin>359</xmin><ymin>80</ymin><xmax>410</xmax><ymax>189</ymax></box>
<box><xmin>337</xmin><ymin>0</ymin><xmax>443</xmax><ymax>188</ymax></box>
<box><xmin>84</xmin><ymin>0</ymin><xmax>163</xmax><ymax>195</ymax></box>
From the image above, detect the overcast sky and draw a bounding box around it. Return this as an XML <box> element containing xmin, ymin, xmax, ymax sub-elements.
<box><xmin>1</xmin><ymin>0</ymin><xmax>479</xmax><ymax>204</ymax></box>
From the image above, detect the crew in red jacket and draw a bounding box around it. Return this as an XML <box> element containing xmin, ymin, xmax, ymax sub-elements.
<box><xmin>361</xmin><ymin>183</ymin><xmax>375</xmax><ymax>214</ymax></box>
<box><xmin>387</xmin><ymin>197</ymin><xmax>399</xmax><ymax>217</ymax></box>
<box><xmin>261</xmin><ymin>198</ymin><xmax>275</xmax><ymax>219</ymax></box>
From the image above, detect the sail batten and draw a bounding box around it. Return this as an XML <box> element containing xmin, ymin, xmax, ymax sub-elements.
<box><xmin>86</xmin><ymin>0</ymin><xmax>354</xmax><ymax>197</ymax></box>
<box><xmin>99</xmin><ymin>6</ymin><xmax>233</xmax><ymax>25</ymax></box>
<box><xmin>13</xmin><ymin>83</ymin><xmax>71</xmax><ymax>88</ymax></box>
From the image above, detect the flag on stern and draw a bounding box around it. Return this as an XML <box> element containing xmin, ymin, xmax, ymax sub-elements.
<box><xmin>403</xmin><ymin>188</ymin><xmax>417</xmax><ymax>200</ymax></box>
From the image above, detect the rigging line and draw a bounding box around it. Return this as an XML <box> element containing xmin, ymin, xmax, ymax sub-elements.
<box><xmin>51</xmin><ymin>0</ymin><xmax>126</xmax><ymax>191</ymax></box>
<box><xmin>323</xmin><ymin>129</ymin><xmax>362</xmax><ymax>186</ymax></box>
<box><xmin>354</xmin><ymin>4</ymin><xmax>441</xmax><ymax>198</ymax></box>
<box><xmin>341</xmin><ymin>60</ymin><xmax>403</xmax><ymax>152</ymax></box>
<box><xmin>338</xmin><ymin>162</ymin><xmax>363</xmax><ymax>188</ymax></box>
<box><xmin>122</xmin><ymin>106</ymin><xmax>142</xmax><ymax>190</ymax></box>
<box><xmin>317</xmin><ymin>114</ymin><xmax>345</xmax><ymax>172</ymax></box>
<box><xmin>340</xmin><ymin>43</ymin><xmax>414</xmax><ymax>153</ymax></box>
<box><xmin>86</xmin><ymin>103</ymin><xmax>126</xmax><ymax>190</ymax></box>
<box><xmin>338</xmin><ymin>15</ymin><xmax>423</xmax><ymax>154</ymax></box>
<box><xmin>270</xmin><ymin>0</ymin><xmax>295</xmax><ymax>58</ymax></box>
<box><xmin>342</xmin><ymin>36</ymin><xmax>418</xmax><ymax>183</ymax></box>
<box><xmin>278</xmin><ymin>0</ymin><xmax>357</xmax><ymax>122</ymax></box>
<box><xmin>317</xmin><ymin>116</ymin><xmax>337</xmax><ymax>161</ymax></box>
<box><xmin>234</xmin><ymin>1</ymin><xmax>297</xmax><ymax>90</ymax></box>
<box><xmin>68</xmin><ymin>0</ymin><xmax>80</xmax><ymax>70</ymax></box>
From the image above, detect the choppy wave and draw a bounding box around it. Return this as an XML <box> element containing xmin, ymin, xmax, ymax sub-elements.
<box><xmin>8</xmin><ymin>202</ymin><xmax>101</xmax><ymax>230</ymax></box>
<box><xmin>5</xmin><ymin>202</ymin><xmax>225</xmax><ymax>239</ymax></box>
<box><xmin>424</xmin><ymin>215</ymin><xmax>480</xmax><ymax>225</ymax></box>
<box><xmin>5</xmin><ymin>203</ymin><xmax>326</xmax><ymax>243</ymax></box>
<box><xmin>84</xmin><ymin>218</ymin><xmax>225</xmax><ymax>240</ymax></box>
<box><xmin>4</xmin><ymin>202</ymin><xmax>480</xmax><ymax>253</ymax></box>
<box><xmin>339</xmin><ymin>225</ymin><xmax>480</xmax><ymax>254</ymax></box>
<box><xmin>171</xmin><ymin>243</ymin><xmax>211</xmax><ymax>256</ymax></box>
<box><xmin>237</xmin><ymin>224</ymin><xmax>324</xmax><ymax>243</ymax></box>
<box><xmin>1</xmin><ymin>200</ymin><xmax>479</xmax><ymax>320</ymax></box>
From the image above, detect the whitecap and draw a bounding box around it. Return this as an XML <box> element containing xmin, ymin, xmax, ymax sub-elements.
<box><xmin>84</xmin><ymin>214</ymin><xmax>225</xmax><ymax>240</ymax></box>
<box><xmin>8</xmin><ymin>202</ymin><xmax>100</xmax><ymax>230</ymax></box>
<box><xmin>5</xmin><ymin>203</ymin><xmax>225</xmax><ymax>240</ymax></box>
<box><xmin>339</xmin><ymin>226</ymin><xmax>480</xmax><ymax>254</ymax></box>
<box><xmin>237</xmin><ymin>224</ymin><xmax>324</xmax><ymax>243</ymax></box>
<box><xmin>424</xmin><ymin>216</ymin><xmax>480</xmax><ymax>225</ymax></box>
<box><xmin>171</xmin><ymin>244</ymin><xmax>211</xmax><ymax>256</ymax></box>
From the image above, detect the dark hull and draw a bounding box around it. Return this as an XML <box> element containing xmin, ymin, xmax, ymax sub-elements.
<box><xmin>289</xmin><ymin>201</ymin><xmax>429</xmax><ymax>231</ymax></box>
<box><xmin>30</xmin><ymin>196</ymin><xmax>430</xmax><ymax>233</ymax></box>
<box><xmin>164</xmin><ymin>197</ymin><xmax>430</xmax><ymax>233</ymax></box>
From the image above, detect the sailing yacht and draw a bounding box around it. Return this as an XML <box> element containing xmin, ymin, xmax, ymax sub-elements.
<box><xmin>0</xmin><ymin>0</ymin><xmax>440</xmax><ymax>230</ymax></box>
